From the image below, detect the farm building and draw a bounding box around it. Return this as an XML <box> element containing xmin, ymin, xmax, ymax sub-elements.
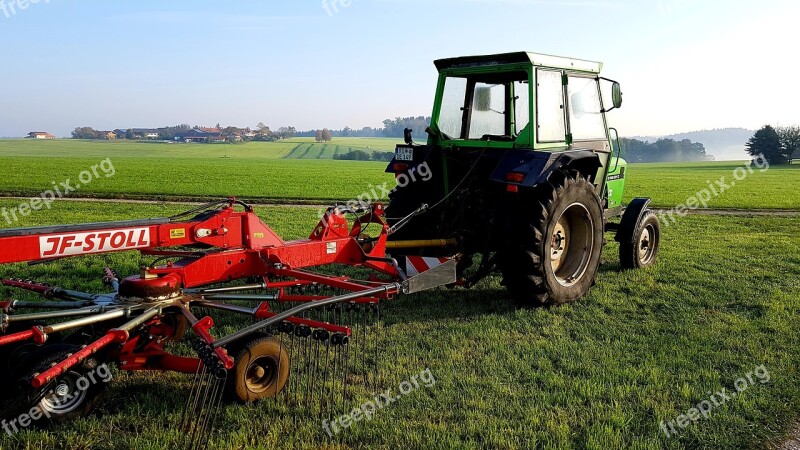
<box><xmin>131</xmin><ymin>128</ymin><xmax>160</xmax><ymax>139</ymax></box>
<box><xmin>112</xmin><ymin>128</ymin><xmax>159</xmax><ymax>139</ymax></box>
<box><xmin>96</xmin><ymin>131</ymin><xmax>116</xmax><ymax>140</ymax></box>
<box><xmin>175</xmin><ymin>128</ymin><xmax>225</xmax><ymax>143</ymax></box>
<box><xmin>26</xmin><ymin>132</ymin><xmax>56</xmax><ymax>139</ymax></box>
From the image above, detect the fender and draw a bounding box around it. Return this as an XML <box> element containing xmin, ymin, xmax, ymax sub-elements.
<box><xmin>489</xmin><ymin>149</ymin><xmax>601</xmax><ymax>187</ymax></box>
<box><xmin>615</xmin><ymin>197</ymin><xmax>652</xmax><ymax>244</ymax></box>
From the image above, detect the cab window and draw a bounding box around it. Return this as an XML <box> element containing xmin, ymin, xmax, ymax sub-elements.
<box><xmin>436</xmin><ymin>71</ymin><xmax>530</xmax><ymax>141</ymax></box>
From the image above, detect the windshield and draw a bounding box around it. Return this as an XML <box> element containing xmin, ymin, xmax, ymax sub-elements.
<box><xmin>437</xmin><ymin>71</ymin><xmax>530</xmax><ymax>141</ymax></box>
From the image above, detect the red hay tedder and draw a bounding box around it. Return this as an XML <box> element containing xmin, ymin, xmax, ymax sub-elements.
<box><xmin>0</xmin><ymin>198</ymin><xmax>456</xmax><ymax>445</ymax></box>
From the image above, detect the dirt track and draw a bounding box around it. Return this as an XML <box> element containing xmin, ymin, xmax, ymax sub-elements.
<box><xmin>0</xmin><ymin>196</ymin><xmax>797</xmax><ymax>217</ymax></box>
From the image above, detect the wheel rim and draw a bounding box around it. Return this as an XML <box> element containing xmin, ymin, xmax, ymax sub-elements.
<box><xmin>244</xmin><ymin>356</ymin><xmax>278</xmax><ymax>394</ymax></box>
<box><xmin>638</xmin><ymin>224</ymin><xmax>656</xmax><ymax>265</ymax></box>
<box><xmin>39</xmin><ymin>370</ymin><xmax>88</xmax><ymax>415</ymax></box>
<box><xmin>550</xmin><ymin>203</ymin><xmax>594</xmax><ymax>287</ymax></box>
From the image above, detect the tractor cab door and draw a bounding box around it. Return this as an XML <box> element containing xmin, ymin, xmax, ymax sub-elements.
<box><xmin>564</xmin><ymin>74</ymin><xmax>612</xmax><ymax>192</ymax></box>
<box><xmin>534</xmin><ymin>68</ymin><xmax>612</xmax><ymax>193</ymax></box>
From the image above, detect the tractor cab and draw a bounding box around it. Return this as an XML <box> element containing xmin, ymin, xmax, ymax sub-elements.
<box><xmin>391</xmin><ymin>52</ymin><xmax>624</xmax><ymax>208</ymax></box>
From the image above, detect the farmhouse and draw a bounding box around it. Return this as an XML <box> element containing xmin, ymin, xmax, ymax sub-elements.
<box><xmin>175</xmin><ymin>128</ymin><xmax>225</xmax><ymax>143</ymax></box>
<box><xmin>96</xmin><ymin>131</ymin><xmax>116</xmax><ymax>140</ymax></box>
<box><xmin>111</xmin><ymin>128</ymin><xmax>159</xmax><ymax>139</ymax></box>
<box><xmin>26</xmin><ymin>132</ymin><xmax>56</xmax><ymax>139</ymax></box>
<box><xmin>131</xmin><ymin>128</ymin><xmax>160</xmax><ymax>139</ymax></box>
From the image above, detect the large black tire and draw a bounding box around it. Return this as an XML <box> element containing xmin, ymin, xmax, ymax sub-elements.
<box><xmin>225</xmin><ymin>336</ymin><xmax>289</xmax><ymax>403</ymax></box>
<box><xmin>0</xmin><ymin>322</ymin><xmax>58</xmax><ymax>386</ymax></box>
<box><xmin>0</xmin><ymin>344</ymin><xmax>108</xmax><ymax>425</ymax></box>
<box><xmin>619</xmin><ymin>210</ymin><xmax>660</xmax><ymax>269</ymax></box>
<box><xmin>499</xmin><ymin>172</ymin><xmax>604</xmax><ymax>306</ymax></box>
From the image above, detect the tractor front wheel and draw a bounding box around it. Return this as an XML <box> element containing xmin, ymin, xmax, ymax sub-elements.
<box><xmin>619</xmin><ymin>210</ymin><xmax>660</xmax><ymax>269</ymax></box>
<box><xmin>499</xmin><ymin>172</ymin><xmax>604</xmax><ymax>306</ymax></box>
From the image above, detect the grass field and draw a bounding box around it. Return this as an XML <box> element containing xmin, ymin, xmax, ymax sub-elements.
<box><xmin>0</xmin><ymin>140</ymin><xmax>798</xmax><ymax>209</ymax></box>
<box><xmin>0</xmin><ymin>200</ymin><xmax>797</xmax><ymax>449</ymax></box>
<box><xmin>0</xmin><ymin>138</ymin><xmax>398</xmax><ymax>160</ymax></box>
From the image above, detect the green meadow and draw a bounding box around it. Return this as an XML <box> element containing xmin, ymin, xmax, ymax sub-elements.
<box><xmin>0</xmin><ymin>140</ymin><xmax>798</xmax><ymax>449</ymax></box>
<box><xmin>0</xmin><ymin>200</ymin><xmax>797</xmax><ymax>449</ymax></box>
<box><xmin>0</xmin><ymin>139</ymin><xmax>798</xmax><ymax>210</ymax></box>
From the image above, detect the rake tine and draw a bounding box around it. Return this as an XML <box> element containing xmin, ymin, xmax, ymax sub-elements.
<box><xmin>302</xmin><ymin>321</ymin><xmax>312</xmax><ymax>408</ymax></box>
<box><xmin>276</xmin><ymin>326</ymin><xmax>285</xmax><ymax>406</ymax></box>
<box><xmin>189</xmin><ymin>365</ymin><xmax>209</xmax><ymax>417</ymax></box>
<box><xmin>295</xmin><ymin>324</ymin><xmax>312</xmax><ymax>407</ymax></box>
<box><xmin>180</xmin><ymin>360</ymin><xmax>203</xmax><ymax>432</ymax></box>
<box><xmin>322</xmin><ymin>333</ymin><xmax>332</xmax><ymax>416</ymax></box>
<box><xmin>285</xmin><ymin>322</ymin><xmax>296</xmax><ymax>404</ymax></box>
<box><xmin>292</xmin><ymin>328</ymin><xmax>303</xmax><ymax>406</ymax></box>
<box><xmin>309</xmin><ymin>334</ymin><xmax>320</xmax><ymax>409</ymax></box>
<box><xmin>195</xmin><ymin>373</ymin><xmax>214</xmax><ymax>444</ymax></box>
<box><xmin>374</xmin><ymin>302</ymin><xmax>381</xmax><ymax>386</ymax></box>
<box><xmin>341</xmin><ymin>334</ymin><xmax>350</xmax><ymax>410</ymax></box>
<box><xmin>197</xmin><ymin>372</ymin><xmax>226</xmax><ymax>449</ymax></box>
<box><xmin>350</xmin><ymin>304</ymin><xmax>358</xmax><ymax>378</ymax></box>
<box><xmin>362</xmin><ymin>304</ymin><xmax>368</xmax><ymax>387</ymax></box>
<box><xmin>330</xmin><ymin>335</ymin><xmax>340</xmax><ymax>417</ymax></box>
<box><xmin>188</xmin><ymin>368</ymin><xmax>215</xmax><ymax>447</ymax></box>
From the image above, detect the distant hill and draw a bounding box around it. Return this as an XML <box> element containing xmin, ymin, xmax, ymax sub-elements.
<box><xmin>627</xmin><ymin>128</ymin><xmax>755</xmax><ymax>161</ymax></box>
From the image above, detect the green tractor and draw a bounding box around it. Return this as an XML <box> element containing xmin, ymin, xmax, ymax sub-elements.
<box><xmin>385</xmin><ymin>52</ymin><xmax>660</xmax><ymax>305</ymax></box>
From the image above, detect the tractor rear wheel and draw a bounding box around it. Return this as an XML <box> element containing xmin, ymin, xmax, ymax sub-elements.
<box><xmin>226</xmin><ymin>336</ymin><xmax>289</xmax><ymax>403</ymax></box>
<box><xmin>499</xmin><ymin>172</ymin><xmax>604</xmax><ymax>306</ymax></box>
<box><xmin>619</xmin><ymin>210</ymin><xmax>660</xmax><ymax>269</ymax></box>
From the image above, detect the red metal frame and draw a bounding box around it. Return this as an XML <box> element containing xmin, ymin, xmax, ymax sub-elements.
<box><xmin>0</xmin><ymin>200</ymin><xmax>398</xmax><ymax>287</ymax></box>
<box><xmin>0</xmin><ymin>200</ymin><xmax>403</xmax><ymax>388</ymax></box>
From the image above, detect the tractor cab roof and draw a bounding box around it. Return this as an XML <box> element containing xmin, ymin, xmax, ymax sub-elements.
<box><xmin>434</xmin><ymin>51</ymin><xmax>602</xmax><ymax>74</ymax></box>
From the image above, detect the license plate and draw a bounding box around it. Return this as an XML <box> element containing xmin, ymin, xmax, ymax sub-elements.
<box><xmin>395</xmin><ymin>147</ymin><xmax>414</xmax><ymax>161</ymax></box>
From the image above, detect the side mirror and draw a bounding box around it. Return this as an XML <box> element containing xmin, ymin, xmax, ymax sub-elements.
<box><xmin>611</xmin><ymin>82</ymin><xmax>623</xmax><ymax>109</ymax></box>
<box><xmin>404</xmin><ymin>128</ymin><xmax>413</xmax><ymax>145</ymax></box>
<box><xmin>474</xmin><ymin>87</ymin><xmax>492</xmax><ymax>112</ymax></box>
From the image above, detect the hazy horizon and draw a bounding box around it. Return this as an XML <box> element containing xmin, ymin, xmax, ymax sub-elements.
<box><xmin>2</xmin><ymin>0</ymin><xmax>798</xmax><ymax>138</ymax></box>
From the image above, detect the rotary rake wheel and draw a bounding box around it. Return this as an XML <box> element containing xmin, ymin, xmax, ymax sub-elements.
<box><xmin>0</xmin><ymin>199</ymin><xmax>456</xmax><ymax>447</ymax></box>
<box><xmin>0</xmin><ymin>275</ymin><xmax>395</xmax><ymax>447</ymax></box>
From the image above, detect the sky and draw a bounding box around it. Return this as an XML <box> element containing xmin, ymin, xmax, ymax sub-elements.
<box><xmin>1</xmin><ymin>0</ymin><xmax>798</xmax><ymax>138</ymax></box>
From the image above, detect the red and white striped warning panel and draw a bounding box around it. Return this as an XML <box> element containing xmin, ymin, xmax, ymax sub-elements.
<box><xmin>405</xmin><ymin>256</ymin><xmax>451</xmax><ymax>277</ymax></box>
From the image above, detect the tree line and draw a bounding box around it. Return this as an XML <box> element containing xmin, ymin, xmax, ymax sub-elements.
<box><xmin>618</xmin><ymin>138</ymin><xmax>710</xmax><ymax>163</ymax></box>
<box><xmin>71</xmin><ymin>123</ymin><xmax>298</xmax><ymax>142</ymax></box>
<box><xmin>746</xmin><ymin>125</ymin><xmax>799</xmax><ymax>164</ymax></box>
<box><xmin>72</xmin><ymin>116</ymin><xmax>433</xmax><ymax>143</ymax></box>
<box><xmin>297</xmin><ymin>117</ymin><xmax>433</xmax><ymax>140</ymax></box>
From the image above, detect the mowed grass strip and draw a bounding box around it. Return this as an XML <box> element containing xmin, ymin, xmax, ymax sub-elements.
<box><xmin>0</xmin><ymin>200</ymin><xmax>797</xmax><ymax>449</ymax></box>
